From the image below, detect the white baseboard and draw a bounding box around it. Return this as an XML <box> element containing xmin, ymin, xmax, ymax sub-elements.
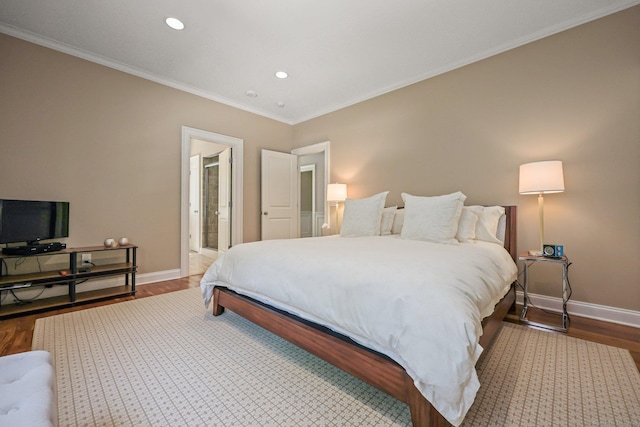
<box><xmin>137</xmin><ymin>269</ymin><xmax>182</xmax><ymax>285</ymax></box>
<box><xmin>516</xmin><ymin>291</ymin><xmax>640</xmax><ymax>329</ymax></box>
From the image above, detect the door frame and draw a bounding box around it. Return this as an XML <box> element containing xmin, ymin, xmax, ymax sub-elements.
<box><xmin>181</xmin><ymin>126</ymin><xmax>244</xmax><ymax>277</ymax></box>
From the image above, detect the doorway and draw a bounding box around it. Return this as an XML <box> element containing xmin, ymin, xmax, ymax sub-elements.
<box><xmin>199</xmin><ymin>145</ymin><xmax>231</xmax><ymax>255</ymax></box>
<box><xmin>181</xmin><ymin>127</ymin><xmax>244</xmax><ymax>278</ymax></box>
<box><xmin>188</xmin><ymin>143</ymin><xmax>228</xmax><ymax>275</ymax></box>
<box><xmin>292</xmin><ymin>141</ymin><xmax>330</xmax><ymax>235</ymax></box>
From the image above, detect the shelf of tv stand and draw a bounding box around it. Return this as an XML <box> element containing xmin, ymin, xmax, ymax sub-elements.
<box><xmin>0</xmin><ymin>244</ymin><xmax>137</xmax><ymax>319</ymax></box>
<box><xmin>0</xmin><ymin>269</ymin><xmax>70</xmax><ymax>288</ymax></box>
<box><xmin>0</xmin><ymin>285</ymin><xmax>136</xmax><ymax>318</ymax></box>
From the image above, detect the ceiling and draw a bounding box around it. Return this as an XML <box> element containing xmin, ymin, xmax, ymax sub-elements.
<box><xmin>1</xmin><ymin>0</ymin><xmax>638</xmax><ymax>124</ymax></box>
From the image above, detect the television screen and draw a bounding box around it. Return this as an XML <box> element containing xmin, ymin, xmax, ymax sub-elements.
<box><xmin>0</xmin><ymin>199</ymin><xmax>69</xmax><ymax>245</ymax></box>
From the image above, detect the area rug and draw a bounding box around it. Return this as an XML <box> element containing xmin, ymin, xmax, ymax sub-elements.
<box><xmin>32</xmin><ymin>287</ymin><xmax>640</xmax><ymax>427</ymax></box>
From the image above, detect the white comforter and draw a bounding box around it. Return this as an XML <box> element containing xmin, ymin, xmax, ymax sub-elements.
<box><xmin>200</xmin><ymin>235</ymin><xmax>517</xmax><ymax>426</ymax></box>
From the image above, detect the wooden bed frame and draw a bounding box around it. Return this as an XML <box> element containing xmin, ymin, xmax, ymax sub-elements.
<box><xmin>212</xmin><ymin>206</ymin><xmax>517</xmax><ymax>427</ymax></box>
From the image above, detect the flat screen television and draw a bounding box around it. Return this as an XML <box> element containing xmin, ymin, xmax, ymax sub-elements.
<box><xmin>0</xmin><ymin>199</ymin><xmax>70</xmax><ymax>245</ymax></box>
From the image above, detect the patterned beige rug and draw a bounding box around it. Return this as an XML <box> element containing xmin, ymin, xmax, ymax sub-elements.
<box><xmin>32</xmin><ymin>287</ymin><xmax>640</xmax><ymax>427</ymax></box>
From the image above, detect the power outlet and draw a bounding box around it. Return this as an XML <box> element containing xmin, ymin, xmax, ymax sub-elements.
<box><xmin>81</xmin><ymin>254</ymin><xmax>92</xmax><ymax>264</ymax></box>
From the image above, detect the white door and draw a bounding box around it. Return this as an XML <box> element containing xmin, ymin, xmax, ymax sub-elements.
<box><xmin>261</xmin><ymin>149</ymin><xmax>298</xmax><ymax>240</ymax></box>
<box><xmin>189</xmin><ymin>155</ymin><xmax>201</xmax><ymax>252</ymax></box>
<box><xmin>218</xmin><ymin>147</ymin><xmax>231</xmax><ymax>252</ymax></box>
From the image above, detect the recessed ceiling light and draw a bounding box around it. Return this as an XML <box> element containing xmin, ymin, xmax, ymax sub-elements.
<box><xmin>276</xmin><ymin>101</ymin><xmax>285</xmax><ymax>108</ymax></box>
<box><xmin>245</xmin><ymin>90</ymin><xmax>258</xmax><ymax>98</ymax></box>
<box><xmin>275</xmin><ymin>71</ymin><xmax>288</xmax><ymax>79</ymax></box>
<box><xmin>165</xmin><ymin>17</ymin><xmax>185</xmax><ymax>30</ymax></box>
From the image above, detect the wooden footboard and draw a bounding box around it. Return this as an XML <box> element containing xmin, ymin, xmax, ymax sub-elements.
<box><xmin>212</xmin><ymin>285</ymin><xmax>516</xmax><ymax>427</ymax></box>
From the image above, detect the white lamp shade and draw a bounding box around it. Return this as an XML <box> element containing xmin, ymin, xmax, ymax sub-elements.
<box><xmin>519</xmin><ymin>161</ymin><xmax>565</xmax><ymax>194</ymax></box>
<box><xmin>327</xmin><ymin>183</ymin><xmax>347</xmax><ymax>202</ymax></box>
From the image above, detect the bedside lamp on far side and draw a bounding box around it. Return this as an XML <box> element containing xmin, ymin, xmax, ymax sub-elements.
<box><xmin>519</xmin><ymin>160</ymin><xmax>565</xmax><ymax>256</ymax></box>
<box><xmin>327</xmin><ymin>183</ymin><xmax>347</xmax><ymax>234</ymax></box>
<box><xmin>327</xmin><ymin>183</ymin><xmax>347</xmax><ymax>204</ymax></box>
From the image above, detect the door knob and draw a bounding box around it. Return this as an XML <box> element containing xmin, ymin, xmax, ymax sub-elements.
<box><xmin>263</xmin><ymin>212</ymin><xmax>268</xmax><ymax>215</ymax></box>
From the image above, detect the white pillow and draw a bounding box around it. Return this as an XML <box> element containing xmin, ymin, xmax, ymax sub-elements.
<box><xmin>340</xmin><ymin>192</ymin><xmax>389</xmax><ymax>237</ymax></box>
<box><xmin>496</xmin><ymin>214</ymin><xmax>507</xmax><ymax>244</ymax></box>
<box><xmin>467</xmin><ymin>205</ymin><xmax>504</xmax><ymax>245</ymax></box>
<box><xmin>456</xmin><ymin>207</ymin><xmax>478</xmax><ymax>243</ymax></box>
<box><xmin>391</xmin><ymin>209</ymin><xmax>405</xmax><ymax>234</ymax></box>
<box><xmin>379</xmin><ymin>206</ymin><xmax>397</xmax><ymax>236</ymax></box>
<box><xmin>400</xmin><ymin>192</ymin><xmax>467</xmax><ymax>243</ymax></box>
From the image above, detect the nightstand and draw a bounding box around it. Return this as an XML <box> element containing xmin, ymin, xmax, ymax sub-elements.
<box><xmin>518</xmin><ymin>252</ymin><xmax>571</xmax><ymax>332</ymax></box>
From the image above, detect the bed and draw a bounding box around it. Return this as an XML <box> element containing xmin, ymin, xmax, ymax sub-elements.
<box><xmin>201</xmin><ymin>195</ymin><xmax>517</xmax><ymax>427</ymax></box>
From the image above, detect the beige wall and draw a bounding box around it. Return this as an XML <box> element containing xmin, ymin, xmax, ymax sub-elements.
<box><xmin>0</xmin><ymin>34</ymin><xmax>292</xmax><ymax>274</ymax></box>
<box><xmin>293</xmin><ymin>7</ymin><xmax>640</xmax><ymax>312</ymax></box>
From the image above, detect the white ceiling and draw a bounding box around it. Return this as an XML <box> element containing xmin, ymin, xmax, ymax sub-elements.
<box><xmin>1</xmin><ymin>0</ymin><xmax>638</xmax><ymax>124</ymax></box>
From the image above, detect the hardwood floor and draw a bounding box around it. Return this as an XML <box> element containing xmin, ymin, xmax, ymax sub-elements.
<box><xmin>1</xmin><ymin>275</ymin><xmax>639</xmax><ymax>374</ymax></box>
<box><xmin>0</xmin><ymin>275</ymin><xmax>200</xmax><ymax>356</ymax></box>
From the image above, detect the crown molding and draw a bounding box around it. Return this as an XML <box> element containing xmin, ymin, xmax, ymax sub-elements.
<box><xmin>0</xmin><ymin>23</ymin><xmax>294</xmax><ymax>125</ymax></box>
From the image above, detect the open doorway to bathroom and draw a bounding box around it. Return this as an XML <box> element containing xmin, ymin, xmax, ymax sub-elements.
<box><xmin>188</xmin><ymin>141</ymin><xmax>232</xmax><ymax>275</ymax></box>
<box><xmin>292</xmin><ymin>141</ymin><xmax>330</xmax><ymax>237</ymax></box>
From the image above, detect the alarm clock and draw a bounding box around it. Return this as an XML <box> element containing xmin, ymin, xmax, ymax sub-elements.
<box><xmin>542</xmin><ymin>244</ymin><xmax>564</xmax><ymax>258</ymax></box>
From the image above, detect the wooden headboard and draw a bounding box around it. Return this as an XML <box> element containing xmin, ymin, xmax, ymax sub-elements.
<box><xmin>503</xmin><ymin>206</ymin><xmax>517</xmax><ymax>262</ymax></box>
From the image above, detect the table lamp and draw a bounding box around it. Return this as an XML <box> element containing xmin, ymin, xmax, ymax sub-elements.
<box><xmin>519</xmin><ymin>160</ymin><xmax>564</xmax><ymax>255</ymax></box>
<box><xmin>327</xmin><ymin>183</ymin><xmax>347</xmax><ymax>233</ymax></box>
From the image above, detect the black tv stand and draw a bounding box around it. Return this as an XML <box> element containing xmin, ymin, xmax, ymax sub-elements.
<box><xmin>0</xmin><ymin>244</ymin><xmax>137</xmax><ymax>318</ymax></box>
<box><xmin>2</xmin><ymin>242</ymin><xmax>66</xmax><ymax>256</ymax></box>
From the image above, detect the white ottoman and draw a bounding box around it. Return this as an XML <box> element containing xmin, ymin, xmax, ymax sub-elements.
<box><xmin>0</xmin><ymin>350</ymin><xmax>57</xmax><ymax>427</ymax></box>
